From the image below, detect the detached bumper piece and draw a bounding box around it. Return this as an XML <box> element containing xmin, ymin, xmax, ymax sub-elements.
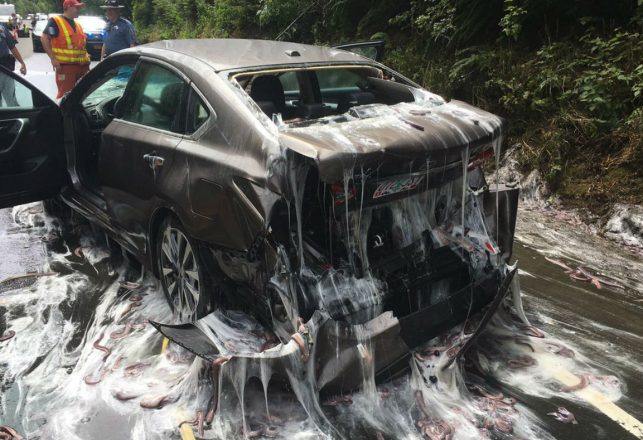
<box><xmin>149</xmin><ymin>321</ymin><xmax>221</xmax><ymax>361</ymax></box>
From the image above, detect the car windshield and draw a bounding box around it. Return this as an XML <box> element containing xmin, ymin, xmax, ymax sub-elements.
<box><xmin>82</xmin><ymin>65</ymin><xmax>134</xmax><ymax>107</ymax></box>
<box><xmin>77</xmin><ymin>16</ymin><xmax>106</xmax><ymax>32</ymax></box>
<box><xmin>33</xmin><ymin>20</ymin><xmax>47</xmax><ymax>33</ymax></box>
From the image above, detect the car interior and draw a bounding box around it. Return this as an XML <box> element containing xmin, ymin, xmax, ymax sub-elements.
<box><xmin>235</xmin><ymin>66</ymin><xmax>416</xmax><ymax>124</ymax></box>
<box><xmin>75</xmin><ymin>63</ymin><xmax>136</xmax><ymax>193</ymax></box>
<box><xmin>74</xmin><ymin>62</ymin><xmax>193</xmax><ymax>195</ymax></box>
<box><xmin>119</xmin><ymin>63</ymin><xmax>187</xmax><ymax>133</ymax></box>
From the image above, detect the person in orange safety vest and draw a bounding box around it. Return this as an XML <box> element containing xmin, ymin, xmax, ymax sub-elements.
<box><xmin>41</xmin><ymin>0</ymin><xmax>91</xmax><ymax>99</ymax></box>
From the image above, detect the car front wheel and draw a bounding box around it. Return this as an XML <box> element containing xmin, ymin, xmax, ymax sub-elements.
<box><xmin>155</xmin><ymin>215</ymin><xmax>216</xmax><ymax>322</ymax></box>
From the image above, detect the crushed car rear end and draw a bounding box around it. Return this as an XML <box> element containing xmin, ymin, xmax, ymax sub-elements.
<box><xmin>271</xmin><ymin>93</ymin><xmax>517</xmax><ymax>393</ymax></box>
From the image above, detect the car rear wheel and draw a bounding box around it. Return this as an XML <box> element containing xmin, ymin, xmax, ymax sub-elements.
<box><xmin>155</xmin><ymin>215</ymin><xmax>216</xmax><ymax>322</ymax></box>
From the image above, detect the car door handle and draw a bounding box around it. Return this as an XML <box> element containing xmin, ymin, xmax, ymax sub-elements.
<box><xmin>143</xmin><ymin>153</ymin><xmax>165</xmax><ymax>170</ymax></box>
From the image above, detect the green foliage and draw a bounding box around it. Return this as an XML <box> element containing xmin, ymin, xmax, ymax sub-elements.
<box><xmin>15</xmin><ymin>0</ymin><xmax>130</xmax><ymax>17</ymax></box>
<box><xmin>389</xmin><ymin>0</ymin><xmax>456</xmax><ymax>43</ymax></box>
<box><xmin>499</xmin><ymin>0</ymin><xmax>527</xmax><ymax>40</ymax></box>
<box><xmin>15</xmin><ymin>0</ymin><xmax>58</xmax><ymax>16</ymax></box>
<box><xmin>257</xmin><ymin>0</ymin><xmax>305</xmax><ymax>29</ymax></box>
<box><xmin>133</xmin><ymin>0</ymin><xmax>262</xmax><ymax>41</ymax></box>
<box><xmin>132</xmin><ymin>0</ymin><xmax>154</xmax><ymax>27</ymax></box>
<box><xmin>389</xmin><ymin>0</ymin><xmax>504</xmax><ymax>49</ymax></box>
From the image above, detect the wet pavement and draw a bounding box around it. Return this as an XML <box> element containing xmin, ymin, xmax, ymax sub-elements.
<box><xmin>1</xmin><ymin>201</ymin><xmax>641</xmax><ymax>440</ymax></box>
<box><xmin>0</xmin><ymin>208</ymin><xmax>47</xmax><ymax>285</ymax></box>
<box><xmin>1</xmin><ymin>40</ymin><xmax>642</xmax><ymax>440</ymax></box>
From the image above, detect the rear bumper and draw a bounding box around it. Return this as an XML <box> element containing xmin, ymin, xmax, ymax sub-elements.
<box><xmin>151</xmin><ymin>267</ymin><xmax>516</xmax><ymax>395</ymax></box>
<box><xmin>314</xmin><ymin>267</ymin><xmax>515</xmax><ymax>393</ymax></box>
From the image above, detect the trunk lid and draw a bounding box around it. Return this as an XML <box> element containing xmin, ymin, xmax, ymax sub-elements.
<box><xmin>279</xmin><ymin>100</ymin><xmax>505</xmax><ymax>184</ymax></box>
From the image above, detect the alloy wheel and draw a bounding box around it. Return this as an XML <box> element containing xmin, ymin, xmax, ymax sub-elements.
<box><xmin>159</xmin><ymin>225</ymin><xmax>200</xmax><ymax>321</ymax></box>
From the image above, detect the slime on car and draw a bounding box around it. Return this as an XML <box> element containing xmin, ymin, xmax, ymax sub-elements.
<box><xmin>0</xmin><ymin>39</ymin><xmax>520</xmax><ymax>405</ymax></box>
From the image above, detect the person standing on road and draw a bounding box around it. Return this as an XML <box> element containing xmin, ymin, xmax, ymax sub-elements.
<box><xmin>8</xmin><ymin>14</ymin><xmax>19</xmax><ymax>41</ymax></box>
<box><xmin>100</xmin><ymin>0</ymin><xmax>136</xmax><ymax>60</ymax></box>
<box><xmin>41</xmin><ymin>0</ymin><xmax>90</xmax><ymax>99</ymax></box>
<box><xmin>0</xmin><ymin>23</ymin><xmax>27</xmax><ymax>107</ymax></box>
<box><xmin>8</xmin><ymin>13</ymin><xmax>18</xmax><ymax>29</ymax></box>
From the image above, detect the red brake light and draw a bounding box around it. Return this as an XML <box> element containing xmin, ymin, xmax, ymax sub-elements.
<box><xmin>467</xmin><ymin>148</ymin><xmax>494</xmax><ymax>170</ymax></box>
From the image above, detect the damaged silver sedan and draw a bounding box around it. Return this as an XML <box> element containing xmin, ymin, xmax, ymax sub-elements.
<box><xmin>0</xmin><ymin>39</ymin><xmax>519</xmax><ymax>397</ymax></box>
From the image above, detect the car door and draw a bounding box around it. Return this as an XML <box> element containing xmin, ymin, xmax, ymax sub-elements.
<box><xmin>98</xmin><ymin>58</ymin><xmax>188</xmax><ymax>254</ymax></box>
<box><xmin>333</xmin><ymin>40</ymin><xmax>385</xmax><ymax>61</ymax></box>
<box><xmin>64</xmin><ymin>54</ymin><xmax>138</xmax><ymax>196</ymax></box>
<box><xmin>0</xmin><ymin>67</ymin><xmax>66</xmax><ymax>209</ymax></box>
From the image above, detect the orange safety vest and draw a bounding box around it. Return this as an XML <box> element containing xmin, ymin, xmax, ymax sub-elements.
<box><xmin>51</xmin><ymin>15</ymin><xmax>90</xmax><ymax>64</ymax></box>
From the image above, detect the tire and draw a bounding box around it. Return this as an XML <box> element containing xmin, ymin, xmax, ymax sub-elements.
<box><xmin>155</xmin><ymin>215</ymin><xmax>218</xmax><ymax>322</ymax></box>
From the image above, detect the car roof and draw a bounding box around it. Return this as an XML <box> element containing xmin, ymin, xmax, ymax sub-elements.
<box><xmin>141</xmin><ymin>39</ymin><xmax>371</xmax><ymax>72</ymax></box>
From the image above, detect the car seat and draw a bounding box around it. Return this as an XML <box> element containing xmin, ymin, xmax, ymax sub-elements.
<box><xmin>336</xmin><ymin>91</ymin><xmax>377</xmax><ymax>114</ymax></box>
<box><xmin>250</xmin><ymin>75</ymin><xmax>294</xmax><ymax>119</ymax></box>
<box><xmin>158</xmin><ymin>82</ymin><xmax>184</xmax><ymax>132</ymax></box>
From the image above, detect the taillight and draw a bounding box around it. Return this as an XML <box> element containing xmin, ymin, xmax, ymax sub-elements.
<box><xmin>467</xmin><ymin>148</ymin><xmax>494</xmax><ymax>171</ymax></box>
<box><xmin>330</xmin><ymin>183</ymin><xmax>357</xmax><ymax>206</ymax></box>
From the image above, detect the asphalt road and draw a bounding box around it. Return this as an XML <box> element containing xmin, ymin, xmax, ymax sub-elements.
<box><xmin>0</xmin><ymin>39</ymin><xmax>642</xmax><ymax>440</ymax></box>
<box><xmin>13</xmin><ymin>35</ymin><xmax>57</xmax><ymax>99</ymax></box>
<box><xmin>2</xmin><ymin>205</ymin><xmax>641</xmax><ymax>440</ymax></box>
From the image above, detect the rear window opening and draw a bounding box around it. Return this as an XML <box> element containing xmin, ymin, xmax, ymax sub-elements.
<box><xmin>233</xmin><ymin>66</ymin><xmax>419</xmax><ymax>124</ymax></box>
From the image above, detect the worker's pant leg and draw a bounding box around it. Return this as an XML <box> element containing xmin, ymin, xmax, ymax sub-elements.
<box><xmin>56</xmin><ymin>63</ymin><xmax>90</xmax><ymax>99</ymax></box>
<box><xmin>72</xmin><ymin>63</ymin><xmax>90</xmax><ymax>85</ymax></box>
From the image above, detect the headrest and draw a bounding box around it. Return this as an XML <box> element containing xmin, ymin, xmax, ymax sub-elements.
<box><xmin>159</xmin><ymin>82</ymin><xmax>183</xmax><ymax>117</ymax></box>
<box><xmin>255</xmin><ymin>100</ymin><xmax>278</xmax><ymax>118</ymax></box>
<box><xmin>299</xmin><ymin>103</ymin><xmax>329</xmax><ymax>119</ymax></box>
<box><xmin>249</xmin><ymin>75</ymin><xmax>285</xmax><ymax>113</ymax></box>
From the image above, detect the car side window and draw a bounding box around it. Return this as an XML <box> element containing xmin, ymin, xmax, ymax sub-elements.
<box><xmin>185</xmin><ymin>89</ymin><xmax>210</xmax><ymax>135</ymax></box>
<box><xmin>278</xmin><ymin>71</ymin><xmax>301</xmax><ymax>104</ymax></box>
<box><xmin>278</xmin><ymin>71</ymin><xmax>299</xmax><ymax>95</ymax></box>
<box><xmin>121</xmin><ymin>62</ymin><xmax>187</xmax><ymax>133</ymax></box>
<box><xmin>0</xmin><ymin>69</ymin><xmax>34</xmax><ymax>109</ymax></box>
<box><xmin>82</xmin><ymin>63</ymin><xmax>135</xmax><ymax>108</ymax></box>
<box><xmin>316</xmin><ymin>69</ymin><xmax>363</xmax><ymax>93</ymax></box>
